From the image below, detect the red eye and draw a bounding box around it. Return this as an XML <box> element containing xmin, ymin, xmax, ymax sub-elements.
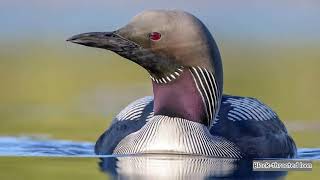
<box><xmin>149</xmin><ymin>32</ymin><xmax>161</xmax><ymax>41</ymax></box>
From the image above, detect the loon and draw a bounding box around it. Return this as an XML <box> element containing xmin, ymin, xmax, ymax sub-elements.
<box><xmin>67</xmin><ymin>10</ymin><xmax>296</xmax><ymax>158</ymax></box>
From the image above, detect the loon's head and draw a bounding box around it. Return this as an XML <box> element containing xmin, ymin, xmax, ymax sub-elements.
<box><xmin>68</xmin><ymin>10</ymin><xmax>223</xmax><ymax>127</ymax></box>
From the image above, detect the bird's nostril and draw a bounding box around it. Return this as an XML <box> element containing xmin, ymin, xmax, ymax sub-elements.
<box><xmin>103</xmin><ymin>32</ymin><xmax>116</xmax><ymax>37</ymax></box>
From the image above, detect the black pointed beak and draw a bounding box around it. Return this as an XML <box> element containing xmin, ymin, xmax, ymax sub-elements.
<box><xmin>67</xmin><ymin>31</ymin><xmax>112</xmax><ymax>42</ymax></box>
<box><xmin>67</xmin><ymin>31</ymin><xmax>137</xmax><ymax>52</ymax></box>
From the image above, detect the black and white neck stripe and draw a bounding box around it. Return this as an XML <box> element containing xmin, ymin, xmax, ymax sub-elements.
<box><xmin>150</xmin><ymin>67</ymin><xmax>184</xmax><ymax>84</ymax></box>
<box><xmin>189</xmin><ymin>66</ymin><xmax>221</xmax><ymax>126</ymax></box>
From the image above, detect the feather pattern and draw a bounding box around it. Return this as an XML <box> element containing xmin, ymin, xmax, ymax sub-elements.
<box><xmin>189</xmin><ymin>66</ymin><xmax>221</xmax><ymax>126</ymax></box>
<box><xmin>114</xmin><ymin>115</ymin><xmax>242</xmax><ymax>158</ymax></box>
<box><xmin>115</xmin><ymin>96</ymin><xmax>154</xmax><ymax>122</ymax></box>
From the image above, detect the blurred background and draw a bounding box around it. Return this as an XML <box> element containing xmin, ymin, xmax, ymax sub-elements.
<box><xmin>1</xmin><ymin>0</ymin><xmax>319</xmax><ymax>145</ymax></box>
<box><xmin>0</xmin><ymin>0</ymin><xmax>319</xmax><ymax>179</ymax></box>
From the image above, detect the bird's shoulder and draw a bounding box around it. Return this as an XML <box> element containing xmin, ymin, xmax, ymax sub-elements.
<box><xmin>212</xmin><ymin>94</ymin><xmax>287</xmax><ymax>134</ymax></box>
<box><xmin>113</xmin><ymin>96</ymin><xmax>154</xmax><ymax>123</ymax></box>
<box><xmin>211</xmin><ymin>95</ymin><xmax>296</xmax><ymax>158</ymax></box>
<box><xmin>216</xmin><ymin>95</ymin><xmax>279</xmax><ymax>122</ymax></box>
<box><xmin>95</xmin><ymin>96</ymin><xmax>154</xmax><ymax>154</ymax></box>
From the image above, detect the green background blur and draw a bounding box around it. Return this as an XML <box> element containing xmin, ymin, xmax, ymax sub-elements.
<box><xmin>0</xmin><ymin>0</ymin><xmax>319</xmax><ymax>179</ymax></box>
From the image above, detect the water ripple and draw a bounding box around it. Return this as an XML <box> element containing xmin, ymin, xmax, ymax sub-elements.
<box><xmin>0</xmin><ymin>136</ymin><xmax>319</xmax><ymax>160</ymax></box>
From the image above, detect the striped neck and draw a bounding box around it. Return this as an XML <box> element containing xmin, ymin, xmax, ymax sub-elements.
<box><xmin>189</xmin><ymin>67</ymin><xmax>221</xmax><ymax>126</ymax></box>
<box><xmin>149</xmin><ymin>66</ymin><xmax>184</xmax><ymax>84</ymax></box>
<box><xmin>152</xmin><ymin>66</ymin><xmax>221</xmax><ymax>127</ymax></box>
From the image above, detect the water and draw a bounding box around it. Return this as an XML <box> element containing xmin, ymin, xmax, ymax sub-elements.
<box><xmin>1</xmin><ymin>136</ymin><xmax>319</xmax><ymax>159</ymax></box>
<box><xmin>0</xmin><ymin>136</ymin><xmax>319</xmax><ymax>179</ymax></box>
<box><xmin>0</xmin><ymin>136</ymin><xmax>95</xmax><ymax>157</ymax></box>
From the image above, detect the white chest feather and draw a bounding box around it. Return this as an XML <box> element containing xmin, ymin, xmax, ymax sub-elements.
<box><xmin>114</xmin><ymin>115</ymin><xmax>242</xmax><ymax>158</ymax></box>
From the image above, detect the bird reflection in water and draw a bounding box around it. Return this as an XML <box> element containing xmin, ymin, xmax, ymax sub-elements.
<box><xmin>98</xmin><ymin>154</ymin><xmax>288</xmax><ymax>179</ymax></box>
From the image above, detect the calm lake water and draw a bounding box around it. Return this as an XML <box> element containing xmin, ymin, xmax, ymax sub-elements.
<box><xmin>0</xmin><ymin>136</ymin><xmax>319</xmax><ymax>179</ymax></box>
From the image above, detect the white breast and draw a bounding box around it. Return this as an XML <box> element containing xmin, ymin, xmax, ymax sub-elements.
<box><xmin>114</xmin><ymin>115</ymin><xmax>242</xmax><ymax>158</ymax></box>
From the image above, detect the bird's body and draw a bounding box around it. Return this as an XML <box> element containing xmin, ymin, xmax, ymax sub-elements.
<box><xmin>95</xmin><ymin>95</ymin><xmax>296</xmax><ymax>158</ymax></box>
<box><xmin>68</xmin><ymin>10</ymin><xmax>296</xmax><ymax>158</ymax></box>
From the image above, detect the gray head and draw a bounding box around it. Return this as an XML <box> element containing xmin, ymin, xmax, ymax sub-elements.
<box><xmin>68</xmin><ymin>10</ymin><xmax>223</xmax><ymax>126</ymax></box>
